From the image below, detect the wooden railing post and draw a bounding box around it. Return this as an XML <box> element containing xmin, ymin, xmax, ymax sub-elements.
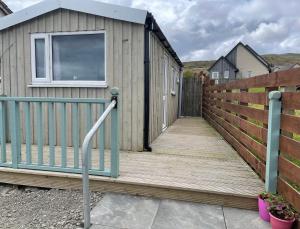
<box><xmin>0</xmin><ymin>95</ymin><xmax>7</xmax><ymax>163</ymax></box>
<box><xmin>110</xmin><ymin>87</ymin><xmax>119</xmax><ymax>178</ymax></box>
<box><xmin>10</xmin><ymin>100</ymin><xmax>21</xmax><ymax>168</ymax></box>
<box><xmin>265</xmin><ymin>91</ymin><xmax>282</xmax><ymax>193</ymax></box>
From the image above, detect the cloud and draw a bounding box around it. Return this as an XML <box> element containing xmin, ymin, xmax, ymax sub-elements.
<box><xmin>4</xmin><ymin>0</ymin><xmax>300</xmax><ymax>61</ymax></box>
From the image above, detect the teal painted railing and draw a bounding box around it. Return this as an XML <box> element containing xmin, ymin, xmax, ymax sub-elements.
<box><xmin>0</xmin><ymin>91</ymin><xmax>119</xmax><ymax>178</ymax></box>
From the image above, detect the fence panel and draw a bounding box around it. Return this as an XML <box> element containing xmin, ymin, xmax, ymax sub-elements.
<box><xmin>203</xmin><ymin>68</ymin><xmax>300</xmax><ymax>212</ymax></box>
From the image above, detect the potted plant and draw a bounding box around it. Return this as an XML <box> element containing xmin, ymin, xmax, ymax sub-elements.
<box><xmin>258</xmin><ymin>192</ymin><xmax>272</xmax><ymax>222</ymax></box>
<box><xmin>268</xmin><ymin>197</ymin><xmax>295</xmax><ymax>229</ymax></box>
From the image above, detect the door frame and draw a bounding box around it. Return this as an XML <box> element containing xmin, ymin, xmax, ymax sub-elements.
<box><xmin>162</xmin><ymin>54</ymin><xmax>168</xmax><ymax>131</ymax></box>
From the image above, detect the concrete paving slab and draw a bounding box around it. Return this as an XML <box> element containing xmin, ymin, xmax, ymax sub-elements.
<box><xmin>90</xmin><ymin>193</ymin><xmax>160</xmax><ymax>229</ymax></box>
<box><xmin>91</xmin><ymin>225</ymin><xmax>120</xmax><ymax>229</ymax></box>
<box><xmin>223</xmin><ymin>207</ymin><xmax>271</xmax><ymax>229</ymax></box>
<box><xmin>151</xmin><ymin>199</ymin><xmax>226</xmax><ymax>229</ymax></box>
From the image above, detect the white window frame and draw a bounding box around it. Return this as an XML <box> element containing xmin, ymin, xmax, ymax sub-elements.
<box><xmin>224</xmin><ymin>70</ymin><xmax>229</xmax><ymax>79</ymax></box>
<box><xmin>31</xmin><ymin>31</ymin><xmax>107</xmax><ymax>87</ymax></box>
<box><xmin>212</xmin><ymin>72</ymin><xmax>219</xmax><ymax>79</ymax></box>
<box><xmin>31</xmin><ymin>33</ymin><xmax>50</xmax><ymax>83</ymax></box>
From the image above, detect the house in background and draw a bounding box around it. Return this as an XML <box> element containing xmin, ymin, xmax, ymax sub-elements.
<box><xmin>0</xmin><ymin>0</ymin><xmax>182</xmax><ymax>152</ymax></box>
<box><xmin>273</xmin><ymin>63</ymin><xmax>300</xmax><ymax>72</ymax></box>
<box><xmin>208</xmin><ymin>42</ymin><xmax>271</xmax><ymax>84</ymax></box>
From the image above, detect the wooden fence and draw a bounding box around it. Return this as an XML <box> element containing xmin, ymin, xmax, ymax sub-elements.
<box><xmin>181</xmin><ymin>74</ymin><xmax>203</xmax><ymax>117</ymax></box>
<box><xmin>203</xmin><ymin>68</ymin><xmax>300</xmax><ymax>212</ymax></box>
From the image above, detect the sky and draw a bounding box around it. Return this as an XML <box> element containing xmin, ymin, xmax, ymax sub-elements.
<box><xmin>5</xmin><ymin>0</ymin><xmax>300</xmax><ymax>61</ymax></box>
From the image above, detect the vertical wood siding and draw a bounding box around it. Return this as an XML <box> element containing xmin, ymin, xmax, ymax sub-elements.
<box><xmin>149</xmin><ymin>32</ymin><xmax>180</xmax><ymax>143</ymax></box>
<box><xmin>0</xmin><ymin>9</ymin><xmax>145</xmax><ymax>151</ymax></box>
<box><xmin>209</xmin><ymin>58</ymin><xmax>236</xmax><ymax>84</ymax></box>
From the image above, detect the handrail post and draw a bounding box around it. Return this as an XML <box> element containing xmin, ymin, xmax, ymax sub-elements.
<box><xmin>82</xmin><ymin>89</ymin><xmax>119</xmax><ymax>229</ymax></box>
<box><xmin>110</xmin><ymin>87</ymin><xmax>119</xmax><ymax>178</ymax></box>
<box><xmin>265</xmin><ymin>91</ymin><xmax>282</xmax><ymax>193</ymax></box>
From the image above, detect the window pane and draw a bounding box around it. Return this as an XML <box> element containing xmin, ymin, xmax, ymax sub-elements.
<box><xmin>35</xmin><ymin>39</ymin><xmax>46</xmax><ymax>78</ymax></box>
<box><xmin>52</xmin><ymin>33</ymin><xmax>105</xmax><ymax>81</ymax></box>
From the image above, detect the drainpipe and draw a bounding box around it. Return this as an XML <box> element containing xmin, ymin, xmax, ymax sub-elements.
<box><xmin>143</xmin><ymin>13</ymin><xmax>152</xmax><ymax>152</ymax></box>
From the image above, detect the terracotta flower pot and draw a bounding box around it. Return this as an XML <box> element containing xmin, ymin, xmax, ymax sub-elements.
<box><xmin>269</xmin><ymin>213</ymin><xmax>295</xmax><ymax>229</ymax></box>
<box><xmin>258</xmin><ymin>196</ymin><xmax>270</xmax><ymax>222</ymax></box>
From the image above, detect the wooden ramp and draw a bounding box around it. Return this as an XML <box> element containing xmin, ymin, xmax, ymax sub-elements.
<box><xmin>0</xmin><ymin>118</ymin><xmax>264</xmax><ymax>210</ymax></box>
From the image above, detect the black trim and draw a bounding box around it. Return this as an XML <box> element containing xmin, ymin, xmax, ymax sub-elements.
<box><xmin>147</xmin><ymin>13</ymin><xmax>183</xmax><ymax>68</ymax></box>
<box><xmin>244</xmin><ymin>44</ymin><xmax>271</xmax><ymax>72</ymax></box>
<box><xmin>143</xmin><ymin>14</ymin><xmax>152</xmax><ymax>152</ymax></box>
<box><xmin>143</xmin><ymin>12</ymin><xmax>183</xmax><ymax>152</ymax></box>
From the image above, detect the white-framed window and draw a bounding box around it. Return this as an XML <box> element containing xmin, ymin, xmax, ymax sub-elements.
<box><xmin>248</xmin><ymin>71</ymin><xmax>252</xmax><ymax>77</ymax></box>
<box><xmin>171</xmin><ymin>67</ymin><xmax>177</xmax><ymax>96</ymax></box>
<box><xmin>224</xmin><ymin>70</ymin><xmax>229</xmax><ymax>79</ymax></box>
<box><xmin>212</xmin><ymin>72</ymin><xmax>219</xmax><ymax>79</ymax></box>
<box><xmin>31</xmin><ymin>34</ymin><xmax>50</xmax><ymax>82</ymax></box>
<box><xmin>31</xmin><ymin>31</ymin><xmax>106</xmax><ymax>87</ymax></box>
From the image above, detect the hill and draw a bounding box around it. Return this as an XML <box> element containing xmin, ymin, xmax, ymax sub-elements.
<box><xmin>183</xmin><ymin>53</ymin><xmax>300</xmax><ymax>76</ymax></box>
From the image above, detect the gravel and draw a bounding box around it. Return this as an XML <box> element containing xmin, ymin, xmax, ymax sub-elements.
<box><xmin>0</xmin><ymin>184</ymin><xmax>103</xmax><ymax>229</ymax></box>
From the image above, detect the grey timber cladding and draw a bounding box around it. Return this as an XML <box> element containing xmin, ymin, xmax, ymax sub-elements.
<box><xmin>149</xmin><ymin>32</ymin><xmax>180</xmax><ymax>143</ymax></box>
<box><xmin>0</xmin><ymin>9</ymin><xmax>145</xmax><ymax>151</ymax></box>
<box><xmin>209</xmin><ymin>58</ymin><xmax>236</xmax><ymax>84</ymax></box>
<box><xmin>226</xmin><ymin>48</ymin><xmax>236</xmax><ymax>66</ymax></box>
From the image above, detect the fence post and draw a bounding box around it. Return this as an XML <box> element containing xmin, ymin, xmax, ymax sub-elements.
<box><xmin>110</xmin><ymin>87</ymin><xmax>119</xmax><ymax>178</ymax></box>
<box><xmin>265</xmin><ymin>91</ymin><xmax>282</xmax><ymax>193</ymax></box>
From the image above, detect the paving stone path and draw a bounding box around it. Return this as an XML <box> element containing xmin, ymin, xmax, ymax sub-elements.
<box><xmin>91</xmin><ymin>193</ymin><xmax>271</xmax><ymax>229</ymax></box>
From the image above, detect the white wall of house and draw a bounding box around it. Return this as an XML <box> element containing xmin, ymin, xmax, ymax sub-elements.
<box><xmin>236</xmin><ymin>45</ymin><xmax>269</xmax><ymax>79</ymax></box>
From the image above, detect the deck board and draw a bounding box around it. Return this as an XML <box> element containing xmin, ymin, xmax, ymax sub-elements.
<box><xmin>0</xmin><ymin>117</ymin><xmax>264</xmax><ymax>209</ymax></box>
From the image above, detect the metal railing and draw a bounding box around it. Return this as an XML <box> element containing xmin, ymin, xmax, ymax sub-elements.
<box><xmin>82</xmin><ymin>87</ymin><xmax>119</xmax><ymax>229</ymax></box>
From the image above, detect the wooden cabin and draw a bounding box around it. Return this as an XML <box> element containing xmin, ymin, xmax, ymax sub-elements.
<box><xmin>0</xmin><ymin>0</ymin><xmax>183</xmax><ymax>152</ymax></box>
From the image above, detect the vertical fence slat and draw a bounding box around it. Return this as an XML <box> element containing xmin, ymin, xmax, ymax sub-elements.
<box><xmin>99</xmin><ymin>103</ymin><xmax>105</xmax><ymax>170</ymax></box>
<box><xmin>86</xmin><ymin>103</ymin><xmax>92</xmax><ymax>168</ymax></box>
<box><xmin>48</xmin><ymin>102</ymin><xmax>55</xmax><ymax>166</ymax></box>
<box><xmin>0</xmin><ymin>100</ymin><xmax>6</xmax><ymax>163</ymax></box>
<box><xmin>10</xmin><ymin>101</ymin><xmax>20</xmax><ymax>168</ymax></box>
<box><xmin>24</xmin><ymin>102</ymin><xmax>31</xmax><ymax>164</ymax></box>
<box><xmin>36</xmin><ymin>102</ymin><xmax>43</xmax><ymax>165</ymax></box>
<box><xmin>111</xmin><ymin>89</ymin><xmax>119</xmax><ymax>178</ymax></box>
<box><xmin>72</xmin><ymin>103</ymin><xmax>79</xmax><ymax>169</ymax></box>
<box><xmin>61</xmin><ymin>103</ymin><xmax>67</xmax><ymax>168</ymax></box>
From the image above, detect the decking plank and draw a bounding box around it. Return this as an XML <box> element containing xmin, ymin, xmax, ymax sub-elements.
<box><xmin>0</xmin><ymin>118</ymin><xmax>264</xmax><ymax>210</ymax></box>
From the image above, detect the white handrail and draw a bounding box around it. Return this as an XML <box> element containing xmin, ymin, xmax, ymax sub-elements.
<box><xmin>82</xmin><ymin>99</ymin><xmax>117</xmax><ymax>229</ymax></box>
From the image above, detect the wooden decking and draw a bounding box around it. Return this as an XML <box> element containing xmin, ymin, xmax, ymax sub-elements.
<box><xmin>0</xmin><ymin>117</ymin><xmax>264</xmax><ymax>210</ymax></box>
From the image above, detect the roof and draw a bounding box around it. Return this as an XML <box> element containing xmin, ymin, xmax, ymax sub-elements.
<box><xmin>273</xmin><ymin>63</ymin><xmax>300</xmax><ymax>72</ymax></box>
<box><xmin>0</xmin><ymin>0</ymin><xmax>148</xmax><ymax>30</ymax></box>
<box><xmin>0</xmin><ymin>0</ymin><xmax>182</xmax><ymax>67</ymax></box>
<box><xmin>0</xmin><ymin>1</ymin><xmax>12</xmax><ymax>15</ymax></box>
<box><xmin>147</xmin><ymin>13</ymin><xmax>183</xmax><ymax>67</ymax></box>
<box><xmin>208</xmin><ymin>41</ymin><xmax>271</xmax><ymax>72</ymax></box>
<box><xmin>208</xmin><ymin>56</ymin><xmax>238</xmax><ymax>72</ymax></box>
<box><xmin>244</xmin><ymin>44</ymin><xmax>271</xmax><ymax>71</ymax></box>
